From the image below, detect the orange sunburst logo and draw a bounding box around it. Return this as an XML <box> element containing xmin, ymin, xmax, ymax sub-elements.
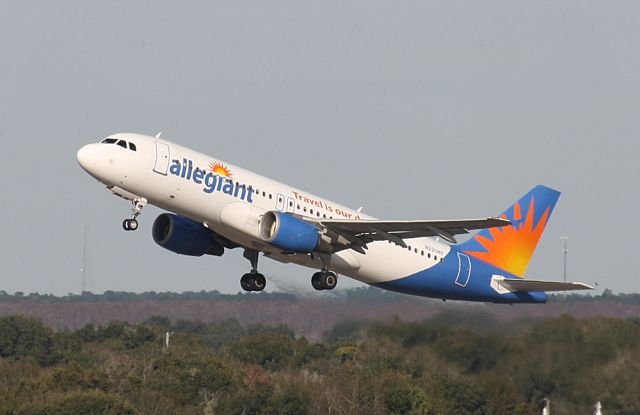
<box><xmin>209</xmin><ymin>161</ymin><xmax>232</xmax><ymax>178</ymax></box>
<box><xmin>464</xmin><ymin>196</ymin><xmax>550</xmax><ymax>278</ymax></box>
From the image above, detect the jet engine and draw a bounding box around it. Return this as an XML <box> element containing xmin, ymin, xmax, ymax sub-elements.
<box><xmin>259</xmin><ymin>211</ymin><xmax>321</xmax><ymax>253</ymax></box>
<box><xmin>152</xmin><ymin>213</ymin><xmax>224</xmax><ymax>256</ymax></box>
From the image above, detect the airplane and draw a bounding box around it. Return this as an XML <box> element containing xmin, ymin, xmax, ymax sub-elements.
<box><xmin>77</xmin><ymin>133</ymin><xmax>592</xmax><ymax>303</ymax></box>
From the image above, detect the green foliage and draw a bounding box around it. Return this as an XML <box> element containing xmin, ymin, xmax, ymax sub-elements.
<box><xmin>70</xmin><ymin>321</ymin><xmax>157</xmax><ymax>349</ymax></box>
<box><xmin>384</xmin><ymin>378</ymin><xmax>430</xmax><ymax>415</ymax></box>
<box><xmin>0</xmin><ymin>314</ymin><xmax>638</xmax><ymax>414</ymax></box>
<box><xmin>148</xmin><ymin>353</ymin><xmax>233</xmax><ymax>405</ymax></box>
<box><xmin>21</xmin><ymin>390</ymin><xmax>137</xmax><ymax>415</ymax></box>
<box><xmin>323</xmin><ymin>319</ymin><xmax>365</xmax><ymax>344</ymax></box>
<box><xmin>143</xmin><ymin>315</ymin><xmax>172</xmax><ymax>329</ymax></box>
<box><xmin>0</xmin><ymin>315</ymin><xmax>59</xmax><ymax>365</ymax></box>
<box><xmin>228</xmin><ymin>332</ymin><xmax>299</xmax><ymax>370</ymax></box>
<box><xmin>272</xmin><ymin>383</ymin><xmax>310</xmax><ymax>415</ymax></box>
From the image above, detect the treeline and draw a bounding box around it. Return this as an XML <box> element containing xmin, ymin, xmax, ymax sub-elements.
<box><xmin>0</xmin><ymin>286</ymin><xmax>639</xmax><ymax>304</ymax></box>
<box><xmin>0</xmin><ymin>312</ymin><xmax>639</xmax><ymax>414</ymax></box>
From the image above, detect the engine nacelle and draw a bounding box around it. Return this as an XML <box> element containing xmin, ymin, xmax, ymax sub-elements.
<box><xmin>152</xmin><ymin>213</ymin><xmax>224</xmax><ymax>257</ymax></box>
<box><xmin>259</xmin><ymin>211</ymin><xmax>320</xmax><ymax>253</ymax></box>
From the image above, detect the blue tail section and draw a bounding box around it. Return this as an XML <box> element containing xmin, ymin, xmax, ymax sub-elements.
<box><xmin>457</xmin><ymin>185</ymin><xmax>561</xmax><ymax>278</ymax></box>
<box><xmin>374</xmin><ymin>186</ymin><xmax>561</xmax><ymax>303</ymax></box>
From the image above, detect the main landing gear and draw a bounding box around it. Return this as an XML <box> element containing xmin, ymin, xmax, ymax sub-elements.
<box><xmin>311</xmin><ymin>254</ymin><xmax>337</xmax><ymax>290</ymax></box>
<box><xmin>122</xmin><ymin>198</ymin><xmax>147</xmax><ymax>231</ymax></box>
<box><xmin>311</xmin><ymin>270</ymin><xmax>338</xmax><ymax>290</ymax></box>
<box><xmin>238</xmin><ymin>250</ymin><xmax>338</xmax><ymax>292</ymax></box>
<box><xmin>241</xmin><ymin>249</ymin><xmax>266</xmax><ymax>292</ymax></box>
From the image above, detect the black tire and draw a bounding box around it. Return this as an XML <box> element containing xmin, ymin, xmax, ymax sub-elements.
<box><xmin>322</xmin><ymin>272</ymin><xmax>337</xmax><ymax>290</ymax></box>
<box><xmin>252</xmin><ymin>273</ymin><xmax>266</xmax><ymax>291</ymax></box>
<box><xmin>240</xmin><ymin>274</ymin><xmax>253</xmax><ymax>291</ymax></box>
<box><xmin>311</xmin><ymin>273</ymin><xmax>323</xmax><ymax>290</ymax></box>
<box><xmin>122</xmin><ymin>219</ymin><xmax>130</xmax><ymax>231</ymax></box>
<box><xmin>128</xmin><ymin>219</ymin><xmax>139</xmax><ymax>231</ymax></box>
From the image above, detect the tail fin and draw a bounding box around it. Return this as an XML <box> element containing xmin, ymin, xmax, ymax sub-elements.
<box><xmin>458</xmin><ymin>185</ymin><xmax>561</xmax><ymax>277</ymax></box>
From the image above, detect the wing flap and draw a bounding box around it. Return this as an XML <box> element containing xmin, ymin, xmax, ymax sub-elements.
<box><xmin>499</xmin><ymin>278</ymin><xmax>593</xmax><ymax>292</ymax></box>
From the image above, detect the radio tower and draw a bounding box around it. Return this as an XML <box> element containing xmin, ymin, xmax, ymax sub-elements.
<box><xmin>80</xmin><ymin>223</ymin><xmax>94</xmax><ymax>293</ymax></box>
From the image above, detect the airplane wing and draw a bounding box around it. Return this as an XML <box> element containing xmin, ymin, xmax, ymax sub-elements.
<box><xmin>307</xmin><ymin>217</ymin><xmax>510</xmax><ymax>253</ymax></box>
<box><xmin>498</xmin><ymin>278</ymin><xmax>593</xmax><ymax>292</ymax></box>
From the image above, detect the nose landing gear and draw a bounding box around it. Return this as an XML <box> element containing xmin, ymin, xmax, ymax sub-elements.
<box><xmin>122</xmin><ymin>198</ymin><xmax>147</xmax><ymax>231</ymax></box>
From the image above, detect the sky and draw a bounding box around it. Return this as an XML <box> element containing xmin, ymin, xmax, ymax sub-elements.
<box><xmin>1</xmin><ymin>1</ymin><xmax>639</xmax><ymax>296</ymax></box>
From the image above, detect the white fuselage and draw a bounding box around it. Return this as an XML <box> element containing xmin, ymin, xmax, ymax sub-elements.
<box><xmin>77</xmin><ymin>133</ymin><xmax>450</xmax><ymax>285</ymax></box>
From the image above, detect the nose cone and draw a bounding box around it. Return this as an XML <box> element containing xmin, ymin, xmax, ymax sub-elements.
<box><xmin>76</xmin><ymin>143</ymin><xmax>103</xmax><ymax>178</ymax></box>
<box><xmin>76</xmin><ymin>144</ymin><xmax>93</xmax><ymax>171</ymax></box>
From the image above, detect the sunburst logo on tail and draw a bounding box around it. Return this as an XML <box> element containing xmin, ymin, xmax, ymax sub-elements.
<box><xmin>209</xmin><ymin>161</ymin><xmax>232</xmax><ymax>178</ymax></box>
<box><xmin>464</xmin><ymin>196</ymin><xmax>550</xmax><ymax>277</ymax></box>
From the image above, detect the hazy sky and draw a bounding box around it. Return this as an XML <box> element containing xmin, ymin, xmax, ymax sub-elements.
<box><xmin>1</xmin><ymin>1</ymin><xmax>639</xmax><ymax>295</ymax></box>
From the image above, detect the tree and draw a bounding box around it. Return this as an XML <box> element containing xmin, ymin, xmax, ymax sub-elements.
<box><xmin>21</xmin><ymin>390</ymin><xmax>137</xmax><ymax>415</ymax></box>
<box><xmin>0</xmin><ymin>315</ymin><xmax>59</xmax><ymax>365</ymax></box>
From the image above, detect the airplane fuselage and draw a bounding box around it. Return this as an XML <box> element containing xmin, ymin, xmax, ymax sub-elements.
<box><xmin>77</xmin><ymin>133</ymin><xmax>552</xmax><ymax>303</ymax></box>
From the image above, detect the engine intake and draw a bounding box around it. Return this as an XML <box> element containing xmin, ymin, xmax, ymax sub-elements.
<box><xmin>259</xmin><ymin>211</ymin><xmax>320</xmax><ymax>253</ymax></box>
<box><xmin>152</xmin><ymin>213</ymin><xmax>224</xmax><ymax>257</ymax></box>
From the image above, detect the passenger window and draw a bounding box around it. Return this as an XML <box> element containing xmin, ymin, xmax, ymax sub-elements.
<box><xmin>434</xmin><ymin>256</ymin><xmax>438</xmax><ymax>261</ymax></box>
<box><xmin>303</xmin><ymin>207</ymin><xmax>307</xmax><ymax>212</ymax></box>
<box><xmin>116</xmin><ymin>140</ymin><xmax>127</xmax><ymax>148</ymax></box>
<box><xmin>297</xmin><ymin>204</ymin><xmax>300</xmax><ymax>210</ymax></box>
<box><xmin>262</xmin><ymin>191</ymin><xmax>266</xmax><ymax>197</ymax></box>
<box><xmin>421</xmin><ymin>251</ymin><xmax>424</xmax><ymax>256</ymax></box>
<box><xmin>269</xmin><ymin>194</ymin><xmax>272</xmax><ymax>200</ymax></box>
<box><xmin>289</xmin><ymin>201</ymin><xmax>293</xmax><ymax>207</ymax></box>
<box><xmin>310</xmin><ymin>209</ymin><xmax>314</xmax><ymax>214</ymax></box>
<box><xmin>129</xmin><ymin>142</ymin><xmax>137</xmax><ymax>151</ymax></box>
<box><xmin>428</xmin><ymin>253</ymin><xmax>431</xmax><ymax>258</ymax></box>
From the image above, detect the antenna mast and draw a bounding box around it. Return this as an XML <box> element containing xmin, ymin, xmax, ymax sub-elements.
<box><xmin>81</xmin><ymin>223</ymin><xmax>94</xmax><ymax>293</ymax></box>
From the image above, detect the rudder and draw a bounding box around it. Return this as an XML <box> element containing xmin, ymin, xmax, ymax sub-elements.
<box><xmin>457</xmin><ymin>185</ymin><xmax>561</xmax><ymax>278</ymax></box>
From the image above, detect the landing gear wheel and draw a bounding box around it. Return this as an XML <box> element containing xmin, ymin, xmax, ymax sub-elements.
<box><xmin>128</xmin><ymin>219</ymin><xmax>138</xmax><ymax>231</ymax></box>
<box><xmin>311</xmin><ymin>273</ymin><xmax>323</xmax><ymax>290</ymax></box>
<box><xmin>121</xmin><ymin>198</ymin><xmax>146</xmax><ymax>232</ymax></box>
<box><xmin>311</xmin><ymin>271</ymin><xmax>338</xmax><ymax>290</ymax></box>
<box><xmin>241</xmin><ymin>274</ymin><xmax>253</xmax><ymax>292</ymax></box>
<box><xmin>240</xmin><ymin>273</ymin><xmax>266</xmax><ymax>292</ymax></box>
<box><xmin>252</xmin><ymin>273</ymin><xmax>266</xmax><ymax>291</ymax></box>
<box><xmin>321</xmin><ymin>272</ymin><xmax>337</xmax><ymax>290</ymax></box>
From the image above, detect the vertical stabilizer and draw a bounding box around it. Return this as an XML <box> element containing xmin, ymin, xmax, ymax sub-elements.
<box><xmin>457</xmin><ymin>185</ymin><xmax>561</xmax><ymax>278</ymax></box>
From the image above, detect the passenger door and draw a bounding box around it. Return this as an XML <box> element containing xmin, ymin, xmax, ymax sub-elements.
<box><xmin>153</xmin><ymin>141</ymin><xmax>170</xmax><ymax>175</ymax></box>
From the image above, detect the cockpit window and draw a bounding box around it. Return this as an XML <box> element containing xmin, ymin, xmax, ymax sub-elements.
<box><xmin>100</xmin><ymin>137</ymin><xmax>137</xmax><ymax>152</ymax></box>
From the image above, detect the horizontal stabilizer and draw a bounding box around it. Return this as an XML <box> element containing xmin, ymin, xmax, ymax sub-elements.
<box><xmin>497</xmin><ymin>278</ymin><xmax>593</xmax><ymax>292</ymax></box>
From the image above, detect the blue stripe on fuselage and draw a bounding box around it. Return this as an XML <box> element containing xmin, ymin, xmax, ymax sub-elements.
<box><xmin>373</xmin><ymin>247</ymin><xmax>547</xmax><ymax>304</ymax></box>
